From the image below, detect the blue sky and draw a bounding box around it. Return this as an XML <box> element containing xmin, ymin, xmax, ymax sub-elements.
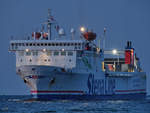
<box><xmin>0</xmin><ymin>0</ymin><xmax>150</xmax><ymax>95</ymax></box>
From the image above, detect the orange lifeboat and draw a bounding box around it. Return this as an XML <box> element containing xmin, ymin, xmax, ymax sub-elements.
<box><xmin>83</xmin><ymin>31</ymin><xmax>96</xmax><ymax>41</ymax></box>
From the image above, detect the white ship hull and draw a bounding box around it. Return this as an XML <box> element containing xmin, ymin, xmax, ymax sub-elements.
<box><xmin>17</xmin><ymin>65</ymin><xmax>146</xmax><ymax>100</ymax></box>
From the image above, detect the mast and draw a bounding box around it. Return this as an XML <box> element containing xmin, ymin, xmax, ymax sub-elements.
<box><xmin>103</xmin><ymin>27</ymin><xmax>106</xmax><ymax>50</ymax></box>
<box><xmin>47</xmin><ymin>9</ymin><xmax>52</xmax><ymax>40</ymax></box>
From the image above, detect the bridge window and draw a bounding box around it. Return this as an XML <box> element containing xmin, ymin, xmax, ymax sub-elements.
<box><xmin>48</xmin><ymin>43</ymin><xmax>51</xmax><ymax>46</ymax></box>
<box><xmin>26</xmin><ymin>43</ymin><xmax>29</xmax><ymax>46</ymax></box>
<box><xmin>33</xmin><ymin>51</ymin><xmax>38</xmax><ymax>56</ymax></box>
<box><xmin>68</xmin><ymin>51</ymin><xmax>73</xmax><ymax>56</ymax></box>
<box><xmin>26</xmin><ymin>51</ymin><xmax>31</xmax><ymax>56</ymax></box>
<box><xmin>54</xmin><ymin>51</ymin><xmax>59</xmax><ymax>56</ymax></box>
<box><xmin>60</xmin><ymin>43</ymin><xmax>62</xmax><ymax>46</ymax></box>
<box><xmin>30</xmin><ymin>43</ymin><xmax>33</xmax><ymax>46</ymax></box>
<box><xmin>63</xmin><ymin>43</ymin><xmax>66</xmax><ymax>46</ymax></box>
<box><xmin>22</xmin><ymin>43</ymin><xmax>25</xmax><ymax>46</ymax></box>
<box><xmin>61</xmin><ymin>51</ymin><xmax>66</xmax><ymax>56</ymax></box>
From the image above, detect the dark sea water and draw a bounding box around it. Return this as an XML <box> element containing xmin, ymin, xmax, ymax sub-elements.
<box><xmin>0</xmin><ymin>95</ymin><xmax>150</xmax><ymax>113</ymax></box>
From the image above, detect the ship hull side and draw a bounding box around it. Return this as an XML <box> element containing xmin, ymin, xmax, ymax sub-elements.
<box><xmin>17</xmin><ymin>65</ymin><xmax>146</xmax><ymax>100</ymax></box>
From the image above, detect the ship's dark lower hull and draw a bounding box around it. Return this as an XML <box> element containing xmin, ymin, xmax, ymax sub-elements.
<box><xmin>32</xmin><ymin>93</ymin><xmax>146</xmax><ymax>101</ymax></box>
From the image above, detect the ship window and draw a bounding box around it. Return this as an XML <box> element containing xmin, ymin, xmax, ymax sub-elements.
<box><xmin>33</xmin><ymin>51</ymin><xmax>38</xmax><ymax>56</ymax></box>
<box><xmin>26</xmin><ymin>51</ymin><xmax>31</xmax><ymax>56</ymax></box>
<box><xmin>19</xmin><ymin>51</ymin><xmax>24</xmax><ymax>56</ymax></box>
<box><xmin>44</xmin><ymin>59</ymin><xmax>47</xmax><ymax>62</ymax></box>
<box><xmin>71</xmin><ymin>43</ymin><xmax>74</xmax><ymax>46</ymax></box>
<box><xmin>61</xmin><ymin>51</ymin><xmax>66</xmax><ymax>56</ymax></box>
<box><xmin>67</xmin><ymin>43</ymin><xmax>70</xmax><ymax>46</ymax></box>
<box><xmin>33</xmin><ymin>43</ymin><xmax>36</xmax><ymax>46</ymax></box>
<box><xmin>19</xmin><ymin>43</ymin><xmax>21</xmax><ymax>46</ymax></box>
<box><xmin>45</xmin><ymin>43</ymin><xmax>47</xmax><ymax>46</ymax></box>
<box><xmin>48</xmin><ymin>43</ymin><xmax>51</xmax><ymax>46</ymax></box>
<box><xmin>22</xmin><ymin>43</ymin><xmax>25</xmax><ymax>46</ymax></box>
<box><xmin>30</xmin><ymin>43</ymin><xmax>32</xmax><ymax>46</ymax></box>
<box><xmin>63</xmin><ymin>43</ymin><xmax>66</xmax><ymax>46</ymax></box>
<box><xmin>54</xmin><ymin>51</ymin><xmax>59</xmax><ymax>56</ymax></box>
<box><xmin>56</xmin><ymin>43</ymin><xmax>58</xmax><ymax>46</ymax></box>
<box><xmin>52</xmin><ymin>43</ymin><xmax>55</xmax><ymax>46</ymax></box>
<box><xmin>20</xmin><ymin>59</ymin><xmax>23</xmax><ymax>62</ymax></box>
<box><xmin>75</xmin><ymin>43</ymin><xmax>77</xmax><ymax>46</ymax></box>
<box><xmin>41</xmin><ymin>43</ymin><xmax>43</xmax><ymax>46</ymax></box>
<box><xmin>26</xmin><ymin>43</ymin><xmax>29</xmax><ymax>46</ymax></box>
<box><xmin>11</xmin><ymin>43</ymin><xmax>14</xmax><ymax>46</ymax></box>
<box><xmin>47</xmin><ymin>51</ymin><xmax>52</xmax><ymax>56</ymax></box>
<box><xmin>37</xmin><ymin>43</ymin><xmax>40</xmax><ymax>46</ymax></box>
<box><xmin>68</xmin><ymin>51</ymin><xmax>73</xmax><ymax>56</ymax></box>
<box><xmin>48</xmin><ymin>59</ymin><xmax>51</xmax><ymax>62</ymax></box>
<box><xmin>32</xmin><ymin>68</ymin><xmax>35</xmax><ymax>71</ymax></box>
<box><xmin>60</xmin><ymin>43</ymin><xmax>62</xmax><ymax>46</ymax></box>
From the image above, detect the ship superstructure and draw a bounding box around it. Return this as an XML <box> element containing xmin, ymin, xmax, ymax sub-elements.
<box><xmin>9</xmin><ymin>10</ymin><xmax>146</xmax><ymax>100</ymax></box>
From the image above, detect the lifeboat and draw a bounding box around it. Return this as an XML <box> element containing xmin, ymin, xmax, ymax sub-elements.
<box><xmin>83</xmin><ymin>31</ymin><xmax>96</xmax><ymax>41</ymax></box>
<box><xmin>35</xmin><ymin>32</ymin><xmax>41</xmax><ymax>39</ymax></box>
<box><xmin>42</xmin><ymin>32</ymin><xmax>48</xmax><ymax>39</ymax></box>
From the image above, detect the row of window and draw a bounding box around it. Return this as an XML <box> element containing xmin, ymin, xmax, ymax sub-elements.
<box><xmin>20</xmin><ymin>58</ymin><xmax>72</xmax><ymax>62</ymax></box>
<box><xmin>19</xmin><ymin>51</ymin><xmax>73</xmax><ymax>56</ymax></box>
<box><xmin>12</xmin><ymin>42</ymin><xmax>82</xmax><ymax>47</ymax></box>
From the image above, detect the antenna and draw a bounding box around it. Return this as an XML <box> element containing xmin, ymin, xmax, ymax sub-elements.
<box><xmin>41</xmin><ymin>24</ymin><xmax>44</xmax><ymax>32</ymax></box>
<box><xmin>103</xmin><ymin>27</ymin><xmax>106</xmax><ymax>50</ymax></box>
<box><xmin>70</xmin><ymin>28</ymin><xmax>75</xmax><ymax>40</ymax></box>
<box><xmin>47</xmin><ymin>9</ymin><xmax>51</xmax><ymax>40</ymax></box>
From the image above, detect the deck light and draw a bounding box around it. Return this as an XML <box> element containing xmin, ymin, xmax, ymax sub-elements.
<box><xmin>25</xmin><ymin>49</ymin><xmax>29</xmax><ymax>52</ymax></box>
<box><xmin>112</xmin><ymin>49</ymin><xmax>117</xmax><ymax>55</ymax></box>
<box><xmin>80</xmin><ymin>27</ymin><xmax>86</xmax><ymax>33</ymax></box>
<box><xmin>62</xmin><ymin>49</ymin><xmax>64</xmax><ymax>51</ymax></box>
<box><xmin>43</xmin><ymin>48</ymin><xmax>46</xmax><ymax>52</ymax></box>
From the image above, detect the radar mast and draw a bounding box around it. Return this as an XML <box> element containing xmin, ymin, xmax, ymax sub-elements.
<box><xmin>47</xmin><ymin>9</ymin><xmax>52</xmax><ymax>40</ymax></box>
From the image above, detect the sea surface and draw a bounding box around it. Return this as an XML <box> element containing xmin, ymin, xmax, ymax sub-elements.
<box><xmin>0</xmin><ymin>95</ymin><xmax>150</xmax><ymax>113</ymax></box>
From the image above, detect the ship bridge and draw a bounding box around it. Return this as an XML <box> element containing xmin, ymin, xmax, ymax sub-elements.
<box><xmin>9</xmin><ymin>40</ymin><xmax>85</xmax><ymax>68</ymax></box>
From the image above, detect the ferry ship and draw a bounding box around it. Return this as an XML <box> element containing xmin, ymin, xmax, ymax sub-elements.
<box><xmin>9</xmin><ymin>10</ymin><xmax>146</xmax><ymax>100</ymax></box>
